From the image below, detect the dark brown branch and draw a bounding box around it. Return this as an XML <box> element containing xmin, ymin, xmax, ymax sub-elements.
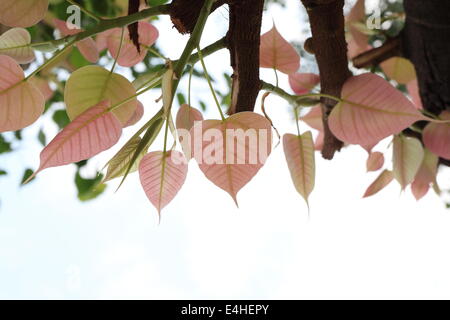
<box><xmin>300</xmin><ymin>0</ymin><xmax>350</xmax><ymax>159</ymax></box>
<box><xmin>352</xmin><ymin>36</ymin><xmax>402</xmax><ymax>69</ymax></box>
<box><xmin>227</xmin><ymin>0</ymin><xmax>264</xmax><ymax>114</ymax></box>
<box><xmin>128</xmin><ymin>0</ymin><xmax>140</xmax><ymax>52</ymax></box>
<box><xmin>169</xmin><ymin>0</ymin><xmax>226</xmax><ymax>34</ymax></box>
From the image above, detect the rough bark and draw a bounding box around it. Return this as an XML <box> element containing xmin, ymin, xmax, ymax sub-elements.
<box><xmin>300</xmin><ymin>0</ymin><xmax>350</xmax><ymax>159</ymax></box>
<box><xmin>227</xmin><ymin>0</ymin><xmax>264</xmax><ymax>114</ymax></box>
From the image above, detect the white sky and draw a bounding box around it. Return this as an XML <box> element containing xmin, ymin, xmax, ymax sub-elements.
<box><xmin>1</xmin><ymin>0</ymin><xmax>450</xmax><ymax>299</ymax></box>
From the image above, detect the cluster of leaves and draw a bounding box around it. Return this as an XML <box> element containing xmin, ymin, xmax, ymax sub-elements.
<box><xmin>0</xmin><ymin>0</ymin><xmax>448</xmax><ymax>219</ymax></box>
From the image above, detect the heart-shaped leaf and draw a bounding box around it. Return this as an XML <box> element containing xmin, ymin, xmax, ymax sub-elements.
<box><xmin>260</xmin><ymin>25</ymin><xmax>300</xmax><ymax>74</ymax></box>
<box><xmin>54</xmin><ymin>18</ymin><xmax>99</xmax><ymax>63</ymax></box>
<box><xmin>0</xmin><ymin>0</ymin><xmax>48</xmax><ymax>27</ymax></box>
<box><xmin>64</xmin><ymin>65</ymin><xmax>137</xmax><ymax>126</ymax></box>
<box><xmin>139</xmin><ymin>150</ymin><xmax>188</xmax><ymax>214</ymax></box>
<box><xmin>366</xmin><ymin>151</ymin><xmax>384</xmax><ymax>172</ymax></box>
<box><xmin>0</xmin><ymin>28</ymin><xmax>35</xmax><ymax>64</ymax></box>
<box><xmin>393</xmin><ymin>135</ymin><xmax>424</xmax><ymax>189</ymax></box>
<box><xmin>423</xmin><ymin>111</ymin><xmax>450</xmax><ymax>160</ymax></box>
<box><xmin>289</xmin><ymin>73</ymin><xmax>320</xmax><ymax>95</ymax></box>
<box><xmin>283</xmin><ymin>132</ymin><xmax>315</xmax><ymax>205</ymax></box>
<box><xmin>329</xmin><ymin>73</ymin><xmax>425</xmax><ymax>146</ymax></box>
<box><xmin>411</xmin><ymin>149</ymin><xmax>439</xmax><ymax>200</ymax></box>
<box><xmin>380</xmin><ymin>57</ymin><xmax>416</xmax><ymax>85</ymax></box>
<box><xmin>30</xmin><ymin>101</ymin><xmax>122</xmax><ymax>179</ymax></box>
<box><xmin>191</xmin><ymin>112</ymin><xmax>272</xmax><ymax>204</ymax></box>
<box><xmin>363</xmin><ymin>169</ymin><xmax>394</xmax><ymax>198</ymax></box>
<box><xmin>107</xmin><ymin>22</ymin><xmax>159</xmax><ymax>67</ymax></box>
<box><xmin>124</xmin><ymin>100</ymin><xmax>144</xmax><ymax>127</ymax></box>
<box><xmin>0</xmin><ymin>55</ymin><xmax>44</xmax><ymax>132</ymax></box>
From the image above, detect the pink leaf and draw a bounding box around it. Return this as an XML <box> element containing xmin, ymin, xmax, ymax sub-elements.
<box><xmin>96</xmin><ymin>29</ymin><xmax>115</xmax><ymax>52</ymax></box>
<box><xmin>363</xmin><ymin>169</ymin><xmax>394</xmax><ymax>198</ymax></box>
<box><xmin>107</xmin><ymin>22</ymin><xmax>159</xmax><ymax>67</ymax></box>
<box><xmin>300</xmin><ymin>105</ymin><xmax>323</xmax><ymax>131</ymax></box>
<box><xmin>259</xmin><ymin>25</ymin><xmax>300</xmax><ymax>74</ymax></box>
<box><xmin>288</xmin><ymin>73</ymin><xmax>320</xmax><ymax>95</ymax></box>
<box><xmin>411</xmin><ymin>149</ymin><xmax>439</xmax><ymax>200</ymax></box>
<box><xmin>176</xmin><ymin>104</ymin><xmax>204</xmax><ymax>159</ymax></box>
<box><xmin>423</xmin><ymin>111</ymin><xmax>450</xmax><ymax>160</ymax></box>
<box><xmin>366</xmin><ymin>151</ymin><xmax>384</xmax><ymax>172</ymax></box>
<box><xmin>124</xmin><ymin>100</ymin><xmax>144</xmax><ymax>127</ymax></box>
<box><xmin>0</xmin><ymin>55</ymin><xmax>44</xmax><ymax>132</ymax></box>
<box><xmin>393</xmin><ymin>135</ymin><xmax>424</xmax><ymax>190</ymax></box>
<box><xmin>191</xmin><ymin>112</ymin><xmax>272</xmax><ymax>205</ymax></box>
<box><xmin>0</xmin><ymin>28</ymin><xmax>35</xmax><ymax>64</ymax></box>
<box><xmin>283</xmin><ymin>132</ymin><xmax>315</xmax><ymax>205</ymax></box>
<box><xmin>314</xmin><ymin>131</ymin><xmax>324</xmax><ymax>151</ymax></box>
<box><xmin>329</xmin><ymin>73</ymin><xmax>425</xmax><ymax>146</ymax></box>
<box><xmin>139</xmin><ymin>150</ymin><xmax>188</xmax><ymax>214</ymax></box>
<box><xmin>29</xmin><ymin>76</ymin><xmax>53</xmax><ymax>101</ymax></box>
<box><xmin>0</xmin><ymin>0</ymin><xmax>48</xmax><ymax>28</ymax></box>
<box><xmin>176</xmin><ymin>104</ymin><xmax>203</xmax><ymax>131</ymax></box>
<box><xmin>406</xmin><ymin>79</ymin><xmax>423</xmax><ymax>110</ymax></box>
<box><xmin>54</xmin><ymin>18</ymin><xmax>99</xmax><ymax>63</ymax></box>
<box><xmin>32</xmin><ymin>101</ymin><xmax>122</xmax><ymax>177</ymax></box>
<box><xmin>346</xmin><ymin>0</ymin><xmax>370</xmax><ymax>58</ymax></box>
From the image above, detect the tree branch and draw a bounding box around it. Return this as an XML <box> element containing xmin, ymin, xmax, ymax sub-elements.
<box><xmin>227</xmin><ymin>0</ymin><xmax>265</xmax><ymax>114</ymax></box>
<box><xmin>352</xmin><ymin>36</ymin><xmax>402</xmax><ymax>69</ymax></box>
<box><xmin>300</xmin><ymin>0</ymin><xmax>350</xmax><ymax>159</ymax></box>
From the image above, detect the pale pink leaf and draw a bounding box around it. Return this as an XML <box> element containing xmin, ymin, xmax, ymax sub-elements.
<box><xmin>107</xmin><ymin>22</ymin><xmax>159</xmax><ymax>67</ymax></box>
<box><xmin>380</xmin><ymin>57</ymin><xmax>416</xmax><ymax>85</ymax></box>
<box><xmin>139</xmin><ymin>150</ymin><xmax>188</xmax><ymax>214</ymax></box>
<box><xmin>288</xmin><ymin>73</ymin><xmax>320</xmax><ymax>95</ymax></box>
<box><xmin>32</xmin><ymin>101</ymin><xmax>122</xmax><ymax>177</ymax></box>
<box><xmin>54</xmin><ymin>18</ymin><xmax>99</xmax><ymax>63</ymax></box>
<box><xmin>411</xmin><ymin>149</ymin><xmax>439</xmax><ymax>200</ymax></box>
<box><xmin>314</xmin><ymin>131</ymin><xmax>324</xmax><ymax>151</ymax></box>
<box><xmin>0</xmin><ymin>28</ymin><xmax>35</xmax><ymax>64</ymax></box>
<box><xmin>366</xmin><ymin>151</ymin><xmax>384</xmax><ymax>172</ymax></box>
<box><xmin>329</xmin><ymin>73</ymin><xmax>425</xmax><ymax>146</ymax></box>
<box><xmin>406</xmin><ymin>79</ymin><xmax>423</xmax><ymax>110</ymax></box>
<box><xmin>0</xmin><ymin>0</ymin><xmax>48</xmax><ymax>28</ymax></box>
<box><xmin>300</xmin><ymin>105</ymin><xmax>323</xmax><ymax>131</ymax></box>
<box><xmin>346</xmin><ymin>0</ymin><xmax>370</xmax><ymax>58</ymax></box>
<box><xmin>393</xmin><ymin>135</ymin><xmax>424</xmax><ymax>189</ymax></box>
<box><xmin>176</xmin><ymin>104</ymin><xmax>203</xmax><ymax>132</ymax></box>
<box><xmin>191</xmin><ymin>112</ymin><xmax>272</xmax><ymax>205</ymax></box>
<box><xmin>423</xmin><ymin>111</ymin><xmax>450</xmax><ymax>160</ymax></box>
<box><xmin>283</xmin><ymin>132</ymin><xmax>315</xmax><ymax>205</ymax></box>
<box><xmin>124</xmin><ymin>100</ymin><xmax>144</xmax><ymax>127</ymax></box>
<box><xmin>29</xmin><ymin>76</ymin><xmax>53</xmax><ymax>101</ymax></box>
<box><xmin>96</xmin><ymin>29</ymin><xmax>115</xmax><ymax>52</ymax></box>
<box><xmin>363</xmin><ymin>169</ymin><xmax>394</xmax><ymax>198</ymax></box>
<box><xmin>0</xmin><ymin>55</ymin><xmax>44</xmax><ymax>132</ymax></box>
<box><xmin>259</xmin><ymin>25</ymin><xmax>300</xmax><ymax>74</ymax></box>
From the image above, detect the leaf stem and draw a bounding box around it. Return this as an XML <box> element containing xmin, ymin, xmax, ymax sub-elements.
<box><xmin>66</xmin><ymin>0</ymin><xmax>102</xmax><ymax>21</ymax></box>
<box><xmin>197</xmin><ymin>45</ymin><xmax>225</xmax><ymax>121</ymax></box>
<box><xmin>25</xmin><ymin>43</ymin><xmax>74</xmax><ymax>80</ymax></box>
<box><xmin>110</xmin><ymin>27</ymin><xmax>125</xmax><ymax>73</ymax></box>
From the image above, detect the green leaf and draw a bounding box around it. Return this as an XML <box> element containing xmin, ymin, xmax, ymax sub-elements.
<box><xmin>20</xmin><ymin>169</ymin><xmax>35</xmax><ymax>185</ymax></box>
<box><xmin>52</xmin><ymin>109</ymin><xmax>70</xmax><ymax>129</ymax></box>
<box><xmin>177</xmin><ymin>92</ymin><xmax>186</xmax><ymax>106</ymax></box>
<box><xmin>75</xmin><ymin>171</ymin><xmax>107</xmax><ymax>202</ymax></box>
<box><xmin>0</xmin><ymin>135</ymin><xmax>12</xmax><ymax>154</ymax></box>
<box><xmin>38</xmin><ymin>129</ymin><xmax>46</xmax><ymax>146</ymax></box>
<box><xmin>0</xmin><ymin>170</ymin><xmax>7</xmax><ymax>176</ymax></box>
